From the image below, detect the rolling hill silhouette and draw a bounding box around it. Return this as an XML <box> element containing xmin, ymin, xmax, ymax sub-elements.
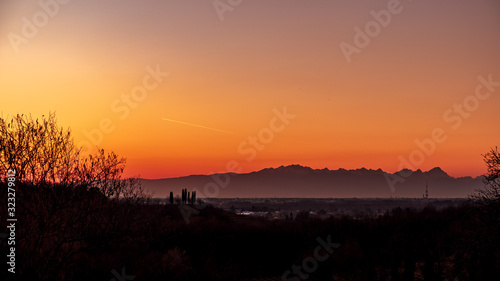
<box><xmin>140</xmin><ymin>165</ymin><xmax>484</xmax><ymax>198</ymax></box>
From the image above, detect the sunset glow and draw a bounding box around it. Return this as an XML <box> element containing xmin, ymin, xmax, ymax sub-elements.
<box><xmin>1</xmin><ymin>0</ymin><xmax>499</xmax><ymax>179</ymax></box>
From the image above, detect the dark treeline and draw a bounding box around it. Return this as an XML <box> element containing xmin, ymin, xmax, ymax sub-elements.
<box><xmin>1</xmin><ymin>182</ymin><xmax>499</xmax><ymax>281</ymax></box>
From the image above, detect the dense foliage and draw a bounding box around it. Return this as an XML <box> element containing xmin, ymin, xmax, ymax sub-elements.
<box><xmin>1</xmin><ymin>188</ymin><xmax>499</xmax><ymax>280</ymax></box>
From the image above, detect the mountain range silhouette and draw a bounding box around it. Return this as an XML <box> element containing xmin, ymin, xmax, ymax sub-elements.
<box><xmin>140</xmin><ymin>165</ymin><xmax>484</xmax><ymax>198</ymax></box>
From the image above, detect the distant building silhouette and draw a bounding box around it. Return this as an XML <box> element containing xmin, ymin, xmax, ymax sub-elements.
<box><xmin>423</xmin><ymin>181</ymin><xmax>429</xmax><ymax>199</ymax></box>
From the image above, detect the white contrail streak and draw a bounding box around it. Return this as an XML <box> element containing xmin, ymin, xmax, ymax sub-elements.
<box><xmin>161</xmin><ymin>118</ymin><xmax>233</xmax><ymax>134</ymax></box>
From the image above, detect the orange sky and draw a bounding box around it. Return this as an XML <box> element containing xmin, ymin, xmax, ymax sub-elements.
<box><xmin>1</xmin><ymin>0</ymin><xmax>499</xmax><ymax>179</ymax></box>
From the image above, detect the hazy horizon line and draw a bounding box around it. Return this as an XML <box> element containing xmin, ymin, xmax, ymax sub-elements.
<box><xmin>138</xmin><ymin>164</ymin><xmax>484</xmax><ymax>180</ymax></box>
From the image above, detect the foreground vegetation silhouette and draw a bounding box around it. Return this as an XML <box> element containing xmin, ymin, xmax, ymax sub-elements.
<box><xmin>0</xmin><ymin>114</ymin><xmax>499</xmax><ymax>281</ymax></box>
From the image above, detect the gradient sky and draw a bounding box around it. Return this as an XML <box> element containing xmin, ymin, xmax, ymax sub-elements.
<box><xmin>1</xmin><ymin>0</ymin><xmax>499</xmax><ymax>179</ymax></box>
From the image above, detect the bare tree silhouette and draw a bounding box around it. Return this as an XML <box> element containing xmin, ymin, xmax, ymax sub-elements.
<box><xmin>473</xmin><ymin>147</ymin><xmax>500</xmax><ymax>205</ymax></box>
<box><xmin>0</xmin><ymin>113</ymin><xmax>149</xmax><ymax>280</ymax></box>
<box><xmin>0</xmin><ymin>113</ymin><xmax>147</xmax><ymax>200</ymax></box>
<box><xmin>465</xmin><ymin>146</ymin><xmax>500</xmax><ymax>279</ymax></box>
